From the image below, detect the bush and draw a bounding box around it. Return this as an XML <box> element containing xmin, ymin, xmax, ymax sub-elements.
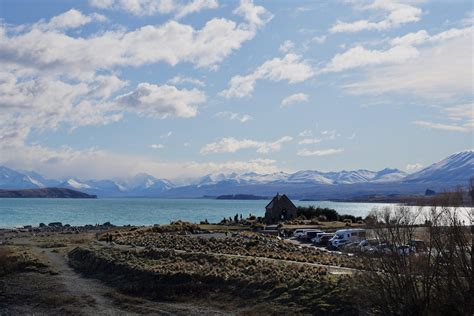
<box><xmin>0</xmin><ymin>247</ymin><xmax>16</xmax><ymax>276</ymax></box>
<box><xmin>317</xmin><ymin>215</ymin><xmax>327</xmax><ymax>222</ymax></box>
<box><xmin>297</xmin><ymin>206</ymin><xmax>339</xmax><ymax>221</ymax></box>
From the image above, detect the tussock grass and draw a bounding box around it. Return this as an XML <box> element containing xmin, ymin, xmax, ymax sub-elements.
<box><xmin>113</xmin><ymin>230</ymin><xmax>363</xmax><ymax>269</ymax></box>
<box><xmin>69</xmin><ymin>246</ymin><xmax>356</xmax><ymax>314</ymax></box>
<box><xmin>0</xmin><ymin>245</ymin><xmax>48</xmax><ymax>276</ymax></box>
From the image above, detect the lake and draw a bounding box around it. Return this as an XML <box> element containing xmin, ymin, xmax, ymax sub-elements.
<box><xmin>0</xmin><ymin>198</ymin><xmax>397</xmax><ymax>228</ymax></box>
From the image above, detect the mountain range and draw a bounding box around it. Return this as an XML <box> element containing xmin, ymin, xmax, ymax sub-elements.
<box><xmin>1</xmin><ymin>150</ymin><xmax>472</xmax><ymax>199</ymax></box>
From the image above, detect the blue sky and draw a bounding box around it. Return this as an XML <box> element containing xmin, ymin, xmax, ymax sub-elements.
<box><xmin>0</xmin><ymin>0</ymin><xmax>472</xmax><ymax>181</ymax></box>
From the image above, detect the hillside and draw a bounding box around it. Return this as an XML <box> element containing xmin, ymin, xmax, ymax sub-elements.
<box><xmin>0</xmin><ymin>188</ymin><xmax>97</xmax><ymax>198</ymax></box>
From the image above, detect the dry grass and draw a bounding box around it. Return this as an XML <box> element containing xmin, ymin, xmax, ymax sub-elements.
<box><xmin>113</xmin><ymin>230</ymin><xmax>363</xmax><ymax>269</ymax></box>
<box><xmin>69</xmin><ymin>245</ymin><xmax>356</xmax><ymax>314</ymax></box>
<box><xmin>0</xmin><ymin>245</ymin><xmax>47</xmax><ymax>276</ymax></box>
<box><xmin>283</xmin><ymin>222</ymin><xmax>365</xmax><ymax>230</ymax></box>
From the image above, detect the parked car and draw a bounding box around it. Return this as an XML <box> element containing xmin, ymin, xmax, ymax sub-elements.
<box><xmin>329</xmin><ymin>228</ymin><xmax>367</xmax><ymax>249</ymax></box>
<box><xmin>301</xmin><ymin>230</ymin><xmax>323</xmax><ymax>242</ymax></box>
<box><xmin>293</xmin><ymin>228</ymin><xmax>308</xmax><ymax>238</ymax></box>
<box><xmin>340</xmin><ymin>241</ymin><xmax>361</xmax><ymax>252</ymax></box>
<box><xmin>293</xmin><ymin>229</ymin><xmax>307</xmax><ymax>238</ymax></box>
<box><xmin>408</xmin><ymin>239</ymin><xmax>427</xmax><ymax>252</ymax></box>
<box><xmin>294</xmin><ymin>229</ymin><xmax>319</xmax><ymax>238</ymax></box>
<box><xmin>397</xmin><ymin>245</ymin><xmax>416</xmax><ymax>255</ymax></box>
<box><xmin>358</xmin><ymin>239</ymin><xmax>380</xmax><ymax>252</ymax></box>
<box><xmin>311</xmin><ymin>233</ymin><xmax>333</xmax><ymax>244</ymax></box>
<box><xmin>374</xmin><ymin>242</ymin><xmax>392</xmax><ymax>254</ymax></box>
<box><xmin>319</xmin><ymin>235</ymin><xmax>333</xmax><ymax>246</ymax></box>
<box><xmin>297</xmin><ymin>229</ymin><xmax>322</xmax><ymax>241</ymax></box>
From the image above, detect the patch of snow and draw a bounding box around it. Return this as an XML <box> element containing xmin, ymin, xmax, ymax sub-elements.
<box><xmin>67</xmin><ymin>179</ymin><xmax>92</xmax><ymax>190</ymax></box>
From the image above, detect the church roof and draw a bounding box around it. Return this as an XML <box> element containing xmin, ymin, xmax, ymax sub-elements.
<box><xmin>265</xmin><ymin>193</ymin><xmax>296</xmax><ymax>210</ymax></box>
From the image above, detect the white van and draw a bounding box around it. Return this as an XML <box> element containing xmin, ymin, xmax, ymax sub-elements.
<box><xmin>329</xmin><ymin>229</ymin><xmax>366</xmax><ymax>249</ymax></box>
<box><xmin>293</xmin><ymin>229</ymin><xmax>320</xmax><ymax>239</ymax></box>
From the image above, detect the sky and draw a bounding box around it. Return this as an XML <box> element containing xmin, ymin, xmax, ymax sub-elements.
<box><xmin>0</xmin><ymin>0</ymin><xmax>472</xmax><ymax>181</ymax></box>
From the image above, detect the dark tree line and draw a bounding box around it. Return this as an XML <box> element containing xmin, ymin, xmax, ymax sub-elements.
<box><xmin>297</xmin><ymin>205</ymin><xmax>362</xmax><ymax>222</ymax></box>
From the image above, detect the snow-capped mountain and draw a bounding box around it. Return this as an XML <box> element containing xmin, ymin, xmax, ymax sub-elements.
<box><xmin>59</xmin><ymin>178</ymin><xmax>123</xmax><ymax>196</ymax></box>
<box><xmin>0</xmin><ymin>167</ymin><xmax>174</xmax><ymax>197</ymax></box>
<box><xmin>404</xmin><ymin>150</ymin><xmax>473</xmax><ymax>184</ymax></box>
<box><xmin>1</xmin><ymin>150</ymin><xmax>472</xmax><ymax>197</ymax></box>
<box><xmin>196</xmin><ymin>168</ymin><xmax>407</xmax><ymax>186</ymax></box>
<box><xmin>0</xmin><ymin>166</ymin><xmax>50</xmax><ymax>189</ymax></box>
<box><xmin>59</xmin><ymin>174</ymin><xmax>174</xmax><ymax>197</ymax></box>
<box><xmin>116</xmin><ymin>173</ymin><xmax>174</xmax><ymax>195</ymax></box>
<box><xmin>286</xmin><ymin>170</ymin><xmax>333</xmax><ymax>184</ymax></box>
<box><xmin>195</xmin><ymin>171</ymin><xmax>292</xmax><ymax>186</ymax></box>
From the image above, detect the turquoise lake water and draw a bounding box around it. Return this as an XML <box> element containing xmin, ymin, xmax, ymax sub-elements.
<box><xmin>0</xmin><ymin>198</ymin><xmax>397</xmax><ymax>228</ymax></box>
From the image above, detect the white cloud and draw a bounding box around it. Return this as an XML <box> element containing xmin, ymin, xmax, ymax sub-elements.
<box><xmin>461</xmin><ymin>11</ymin><xmax>474</xmax><ymax>26</ymax></box>
<box><xmin>406</xmin><ymin>163</ymin><xmax>423</xmax><ymax>172</ymax></box>
<box><xmin>412</xmin><ymin>103</ymin><xmax>473</xmax><ymax>133</ymax></box>
<box><xmin>0</xmin><ymin>4</ymin><xmax>273</xmax><ymax>174</ymax></box>
<box><xmin>311</xmin><ymin>35</ymin><xmax>327</xmax><ymax>44</ymax></box>
<box><xmin>279</xmin><ymin>40</ymin><xmax>294</xmax><ymax>53</ymax></box>
<box><xmin>280</xmin><ymin>93</ymin><xmax>309</xmax><ymax>107</ymax></box>
<box><xmin>149</xmin><ymin>144</ymin><xmax>164</xmax><ymax>149</ymax></box>
<box><xmin>321</xmin><ymin>130</ymin><xmax>339</xmax><ymax>140</ymax></box>
<box><xmin>200</xmin><ymin>136</ymin><xmax>292</xmax><ymax>154</ymax></box>
<box><xmin>167</xmin><ymin>75</ymin><xmax>205</xmax><ymax>87</ymax></box>
<box><xmin>0</xmin><ymin>143</ymin><xmax>283</xmax><ymax>180</ymax></box>
<box><xmin>323</xmin><ymin>44</ymin><xmax>419</xmax><ymax>73</ymax></box>
<box><xmin>390</xmin><ymin>26</ymin><xmax>472</xmax><ymax>46</ymax></box>
<box><xmin>344</xmin><ymin>36</ymin><xmax>473</xmax><ymax>98</ymax></box>
<box><xmin>348</xmin><ymin>132</ymin><xmax>356</xmax><ymax>140</ymax></box>
<box><xmin>89</xmin><ymin>0</ymin><xmax>218</xmax><ymax>19</ymax></box>
<box><xmin>326</xmin><ymin>25</ymin><xmax>472</xmax><ymax>77</ymax></box>
<box><xmin>0</xmin><ymin>72</ymin><xmax>124</xmax><ymax>145</ymax></box>
<box><xmin>115</xmin><ymin>83</ymin><xmax>206</xmax><ymax>118</ymax></box>
<box><xmin>297</xmin><ymin>148</ymin><xmax>344</xmax><ymax>157</ymax></box>
<box><xmin>160</xmin><ymin>131</ymin><xmax>173</xmax><ymax>138</ymax></box>
<box><xmin>330</xmin><ymin>0</ymin><xmax>422</xmax><ymax>33</ymax></box>
<box><xmin>233</xmin><ymin>0</ymin><xmax>273</xmax><ymax>27</ymax></box>
<box><xmin>39</xmin><ymin>9</ymin><xmax>107</xmax><ymax>31</ymax></box>
<box><xmin>1</xmin><ymin>7</ymin><xmax>270</xmax><ymax>79</ymax></box>
<box><xmin>298</xmin><ymin>138</ymin><xmax>321</xmax><ymax>145</ymax></box>
<box><xmin>176</xmin><ymin>0</ymin><xmax>219</xmax><ymax>19</ymax></box>
<box><xmin>215</xmin><ymin>111</ymin><xmax>253</xmax><ymax>123</ymax></box>
<box><xmin>299</xmin><ymin>129</ymin><xmax>313</xmax><ymax>137</ymax></box>
<box><xmin>220</xmin><ymin>53</ymin><xmax>315</xmax><ymax>98</ymax></box>
<box><xmin>443</xmin><ymin>103</ymin><xmax>473</xmax><ymax>123</ymax></box>
<box><xmin>413</xmin><ymin>120</ymin><xmax>471</xmax><ymax>133</ymax></box>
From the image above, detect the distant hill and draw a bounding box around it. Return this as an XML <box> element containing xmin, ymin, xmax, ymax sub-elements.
<box><xmin>216</xmin><ymin>194</ymin><xmax>268</xmax><ymax>200</ymax></box>
<box><xmin>0</xmin><ymin>150</ymin><xmax>472</xmax><ymax>198</ymax></box>
<box><xmin>0</xmin><ymin>188</ymin><xmax>97</xmax><ymax>198</ymax></box>
<box><xmin>403</xmin><ymin>151</ymin><xmax>473</xmax><ymax>184</ymax></box>
<box><xmin>159</xmin><ymin>150</ymin><xmax>474</xmax><ymax>199</ymax></box>
<box><xmin>0</xmin><ymin>166</ymin><xmax>173</xmax><ymax>197</ymax></box>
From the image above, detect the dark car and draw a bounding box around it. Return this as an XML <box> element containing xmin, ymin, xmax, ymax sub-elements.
<box><xmin>408</xmin><ymin>239</ymin><xmax>427</xmax><ymax>252</ymax></box>
<box><xmin>319</xmin><ymin>235</ymin><xmax>333</xmax><ymax>246</ymax></box>
<box><xmin>303</xmin><ymin>230</ymin><xmax>322</xmax><ymax>242</ymax></box>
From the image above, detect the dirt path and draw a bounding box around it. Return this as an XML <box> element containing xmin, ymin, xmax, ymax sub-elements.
<box><xmin>38</xmin><ymin>246</ymin><xmax>229</xmax><ymax>315</ymax></box>
<box><xmin>35</xmin><ymin>246</ymin><xmax>122</xmax><ymax>315</ymax></box>
<box><xmin>6</xmin><ymin>238</ymin><xmax>228</xmax><ymax>315</ymax></box>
